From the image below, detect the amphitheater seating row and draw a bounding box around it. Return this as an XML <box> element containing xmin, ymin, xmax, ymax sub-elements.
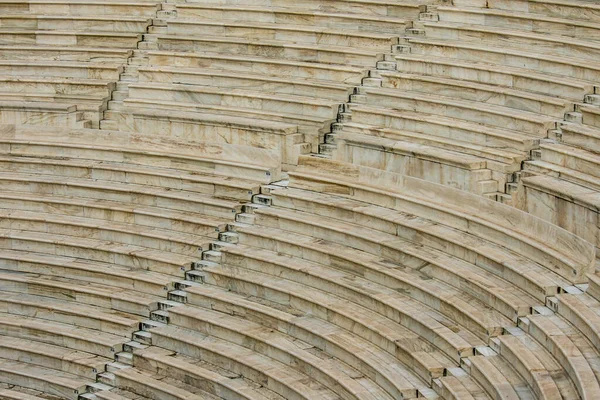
<box><xmin>0</xmin><ymin>0</ymin><xmax>161</xmax><ymax>128</ymax></box>
<box><xmin>119</xmin><ymin>156</ymin><xmax>599</xmax><ymax>399</ymax></box>
<box><xmin>327</xmin><ymin>0</ymin><xmax>600</xmax><ymax>205</ymax></box>
<box><xmin>0</xmin><ymin>124</ymin><xmax>283</xmax><ymax>399</ymax></box>
<box><xmin>98</xmin><ymin>0</ymin><xmax>434</xmax><ymax>167</ymax></box>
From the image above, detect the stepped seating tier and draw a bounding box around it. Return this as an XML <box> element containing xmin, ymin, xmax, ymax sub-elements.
<box><xmin>0</xmin><ymin>15</ymin><xmax>151</xmax><ymax>32</ymax></box>
<box><xmin>433</xmin><ymin>6</ymin><xmax>600</xmax><ymax>39</ymax></box>
<box><xmin>0</xmin><ymin>46</ymin><xmax>132</xmax><ymax>62</ymax></box>
<box><xmin>0</xmin><ymin>126</ymin><xmax>280</xmax><ymax>182</ymax></box>
<box><xmin>149</xmin><ymin>324</ymin><xmax>352</xmax><ymax>400</ymax></box>
<box><xmin>227</xmin><ymin>223</ymin><xmax>509</xmax><ymax>342</ymax></box>
<box><xmin>0</xmin><ymin>30</ymin><xmax>142</xmax><ymax>48</ymax></box>
<box><xmin>0</xmin><ymin>359</ymin><xmax>90</xmax><ymax>400</ymax></box>
<box><xmin>417</xmin><ymin>22</ymin><xmax>600</xmax><ymax>61</ymax></box>
<box><xmin>402</xmin><ymin>37</ymin><xmax>600</xmax><ymax>85</ymax></box>
<box><xmin>165</xmin><ymin>304</ymin><xmax>410</xmax><ymax>400</ymax></box>
<box><xmin>198</xmin><ymin>247</ymin><xmax>457</xmax><ymax>383</ymax></box>
<box><xmin>183</xmin><ymin>282</ymin><xmax>466</xmax><ymax>398</ymax></box>
<box><xmin>0</xmin><ymin>270</ymin><xmax>163</xmax><ymax>317</ymax></box>
<box><xmin>146</xmin><ymin>51</ymin><xmax>367</xmax><ymax>85</ymax></box>
<box><xmin>175</xmin><ymin>5</ymin><xmax>408</xmax><ymax>34</ymax></box>
<box><xmin>0</xmin><ymin>0</ymin><xmax>599</xmax><ymax>397</ymax></box>
<box><xmin>290</xmin><ymin>157</ymin><xmax>595</xmax><ymax>284</ymax></box>
<box><xmin>132</xmin><ymin>346</ymin><xmax>289</xmax><ymax>400</ymax></box>
<box><xmin>0</xmin><ymin>0</ymin><xmax>161</xmax><ymax>16</ymax></box>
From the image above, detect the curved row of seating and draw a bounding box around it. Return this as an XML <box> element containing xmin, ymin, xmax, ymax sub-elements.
<box><xmin>0</xmin><ymin>0</ymin><xmax>159</xmax><ymax>128</ymax></box>
<box><xmin>326</xmin><ymin>0</ymin><xmax>600</xmax><ymax>204</ymax></box>
<box><xmin>0</xmin><ymin>0</ymin><xmax>599</xmax><ymax>399</ymax></box>
<box><xmin>99</xmin><ymin>0</ymin><xmax>433</xmax><ymax>167</ymax></box>
<box><xmin>129</xmin><ymin>156</ymin><xmax>600</xmax><ymax>399</ymax></box>
<box><xmin>0</xmin><ymin>125</ymin><xmax>282</xmax><ymax>399</ymax></box>
<box><xmin>207</xmin><ymin>156</ymin><xmax>599</xmax><ymax>398</ymax></box>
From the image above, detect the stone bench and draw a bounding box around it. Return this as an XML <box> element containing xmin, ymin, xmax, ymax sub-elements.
<box><xmin>181</xmin><ymin>0</ymin><xmax>424</xmax><ymax>17</ymax></box>
<box><xmin>559</xmin><ymin>121</ymin><xmax>600</xmax><ymax>153</ymax></box>
<box><xmin>0</xmin><ymin>15</ymin><xmax>151</xmax><ymax>32</ymax></box>
<box><xmin>340</xmin><ymin>120</ymin><xmax>527</xmax><ymax>165</ymax></box>
<box><xmin>0</xmin><ymin>77</ymin><xmax>113</xmax><ymax>125</ymax></box>
<box><xmin>0</xmin><ymin>248</ymin><xmax>175</xmax><ymax>296</ymax></box>
<box><xmin>183</xmin><ymin>283</ymin><xmax>447</xmax><ymax>399</ymax></box>
<box><xmin>0</xmin><ymin>269</ymin><xmax>163</xmax><ymax>317</ymax></box>
<box><xmin>292</xmin><ymin>156</ymin><xmax>596</xmax><ymax>283</ymax></box>
<box><xmin>0</xmin><ymin>60</ymin><xmax>122</xmax><ymax>80</ymax></box>
<box><xmin>0</xmin><ymin>190</ymin><xmax>229</xmax><ymax>238</ymax></box>
<box><xmin>347</xmin><ymin>104</ymin><xmax>540</xmax><ymax>152</ymax></box>
<box><xmin>0</xmin><ymin>358</ymin><xmax>90</xmax><ymax>400</ymax></box>
<box><xmin>0</xmin><ymin>209</ymin><xmax>212</xmax><ymax>257</ymax></box>
<box><xmin>146</xmin><ymin>51</ymin><xmax>366</xmax><ymax>85</ymax></box>
<box><xmin>0</xmin><ymin>45</ymin><xmax>131</xmax><ymax>62</ymax></box>
<box><xmin>229</xmin><ymin>222</ymin><xmax>511</xmax><ymax>341</ymax></box>
<box><xmin>156</xmin><ymin>35</ymin><xmax>383</xmax><ymax>68</ymax></box>
<box><xmin>0</xmin><ymin>388</ymin><xmax>55</xmax><ymax>400</ymax></box>
<box><xmin>165</xmin><ymin>304</ymin><xmax>408</xmax><ymax>400</ymax></box>
<box><xmin>433</xmin><ymin>372</ymin><xmax>489</xmax><ymax>399</ymax></box>
<box><xmin>555</xmin><ymin>292</ymin><xmax>600</xmax><ymax>355</ymax></box>
<box><xmin>512</xmin><ymin>174</ymin><xmax>600</xmax><ymax>255</ymax></box>
<box><xmin>405</xmin><ymin>36</ymin><xmax>600</xmax><ymax>85</ymax></box>
<box><xmin>174</xmin><ymin>5</ymin><xmax>410</xmax><ymax>34</ymax></box>
<box><xmin>486</xmin><ymin>0</ymin><xmax>600</xmax><ymax>22</ymax></box>
<box><xmin>0</xmin><ymin>0</ymin><xmax>160</xmax><ymax>16</ymax></box>
<box><xmin>394</xmin><ymin>52</ymin><xmax>596</xmax><ymax>100</ymax></box>
<box><xmin>524</xmin><ymin>158</ymin><xmax>600</xmax><ymax>193</ymax></box>
<box><xmin>130</xmin><ymin>347</ymin><xmax>282</xmax><ymax>400</ymax></box>
<box><xmin>127</xmin><ymin>83</ymin><xmax>340</xmax><ymax>121</ymax></box>
<box><xmin>582</xmin><ymin>104</ymin><xmax>600</xmax><ymax>128</ymax></box>
<box><xmin>432</xmin><ymin>6</ymin><xmax>600</xmax><ymax>39</ymax></box>
<box><xmin>0</xmin><ymin>30</ymin><xmax>141</xmax><ymax>48</ymax></box>
<box><xmin>332</xmin><ymin>131</ymin><xmax>506</xmax><ymax>194</ymax></box>
<box><xmin>104</xmin><ymin>106</ymin><xmax>309</xmax><ymax>169</ymax></box>
<box><xmin>165</xmin><ymin>19</ymin><xmax>400</xmax><ymax>51</ymax></box>
<box><xmin>212</xmin><ymin>246</ymin><xmax>461</xmax><ymax>377</ymax></box>
<box><xmin>376</xmin><ymin>71</ymin><xmax>572</xmax><ymax>118</ymax></box>
<box><xmin>0</xmin><ymin>228</ymin><xmax>197</xmax><ymax>277</ymax></box>
<box><xmin>94</xmin><ymin>389</ymin><xmax>151</xmax><ymax>400</ymax></box>
<box><xmin>419</xmin><ymin>21</ymin><xmax>600</xmax><ymax>61</ymax></box>
<box><xmin>266</xmin><ymin>186</ymin><xmax>571</xmax><ymax>301</ymax></box>
<box><xmin>539</xmin><ymin>142</ymin><xmax>600</xmax><ymax>177</ymax></box>
<box><xmin>520</xmin><ymin>313</ymin><xmax>600</xmax><ymax>399</ymax></box>
<box><xmin>119</xmin><ymin>98</ymin><xmax>326</xmax><ymax>142</ymax></box>
<box><xmin>194</xmin><ymin>0</ymin><xmax>414</xmax><ymax>10</ymax></box>
<box><xmin>249</xmin><ymin>202</ymin><xmax>537</xmax><ymax>322</ymax></box>
<box><xmin>0</xmin><ymin>311</ymin><xmax>127</xmax><ymax>358</ymax></box>
<box><xmin>0</xmin><ymin>155</ymin><xmax>259</xmax><ymax>201</ymax></box>
<box><xmin>0</xmin><ymin>76</ymin><xmax>114</xmax><ymax>97</ymax></box>
<box><xmin>0</xmin><ymin>335</ymin><xmax>110</xmax><ymax>380</ymax></box>
<box><xmin>149</xmin><ymin>324</ymin><xmax>354</xmax><ymax>400</ymax></box>
<box><xmin>334</xmin><ymin>126</ymin><xmax>524</xmax><ymax>192</ymax></box>
<box><xmin>524</xmin><ymin>142</ymin><xmax>600</xmax><ymax>189</ymax></box>
<box><xmin>0</xmin><ymin>126</ymin><xmax>280</xmax><ymax>182</ymax></box>
<box><xmin>0</xmin><ymin>171</ymin><xmax>241</xmax><ymax>218</ymax></box>
<box><xmin>467</xmin><ymin>355</ymin><xmax>527</xmax><ymax>399</ymax></box>
<box><xmin>105</xmin><ymin>366</ymin><xmax>216</xmax><ymax>400</ymax></box>
<box><xmin>356</xmin><ymin>87</ymin><xmax>557</xmax><ymax>136</ymax></box>
<box><xmin>138</xmin><ymin>66</ymin><xmax>353</xmax><ymax>101</ymax></box>
<box><xmin>0</xmin><ymin>291</ymin><xmax>141</xmax><ymax>336</ymax></box>
<box><xmin>0</xmin><ymin>92</ymin><xmax>106</xmax><ymax>125</ymax></box>
<box><xmin>0</xmin><ymin>102</ymin><xmax>86</xmax><ymax>127</ymax></box>
<box><xmin>496</xmin><ymin>334</ymin><xmax>567</xmax><ymax>399</ymax></box>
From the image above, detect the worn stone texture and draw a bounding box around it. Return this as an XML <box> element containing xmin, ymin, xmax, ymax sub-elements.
<box><xmin>0</xmin><ymin>0</ymin><xmax>599</xmax><ymax>399</ymax></box>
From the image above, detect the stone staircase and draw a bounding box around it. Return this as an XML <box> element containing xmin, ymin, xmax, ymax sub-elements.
<box><xmin>80</xmin><ymin>188</ymin><xmax>282</xmax><ymax>400</ymax></box>
<box><xmin>100</xmin><ymin>7</ymin><xmax>168</xmax><ymax>130</ymax></box>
